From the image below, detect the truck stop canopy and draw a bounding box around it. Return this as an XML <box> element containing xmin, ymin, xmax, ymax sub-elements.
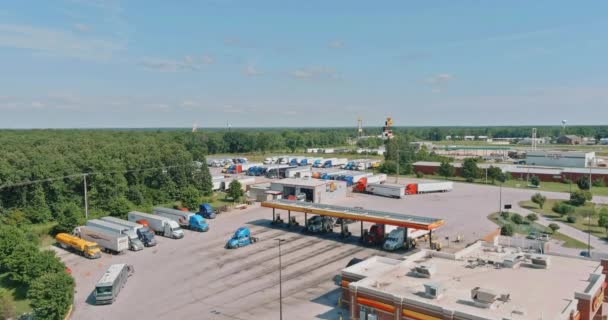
<box><xmin>261</xmin><ymin>199</ymin><xmax>444</xmax><ymax>230</ymax></box>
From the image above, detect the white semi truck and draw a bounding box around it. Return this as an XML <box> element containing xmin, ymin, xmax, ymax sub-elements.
<box><xmin>73</xmin><ymin>226</ymin><xmax>129</xmax><ymax>254</ymax></box>
<box><xmin>127</xmin><ymin>211</ymin><xmax>184</xmax><ymax>239</ymax></box>
<box><xmin>100</xmin><ymin>216</ymin><xmax>157</xmax><ymax>247</ymax></box>
<box><xmin>382</xmin><ymin>227</ymin><xmax>431</xmax><ymax>251</ymax></box>
<box><xmin>86</xmin><ymin>219</ymin><xmax>144</xmax><ymax>251</ymax></box>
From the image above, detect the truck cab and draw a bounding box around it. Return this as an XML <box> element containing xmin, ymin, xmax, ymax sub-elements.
<box><xmin>383</xmin><ymin>228</ymin><xmax>405</xmax><ymax>251</ymax></box>
<box><xmin>323</xmin><ymin>160</ymin><xmax>332</xmax><ymax>168</ymax></box>
<box><xmin>124</xmin><ymin>230</ymin><xmax>144</xmax><ymax>251</ymax></box>
<box><xmin>307</xmin><ymin>216</ymin><xmax>334</xmax><ymax>233</ymax></box>
<box><xmin>198</xmin><ymin>203</ymin><xmax>216</xmax><ymax>219</ymax></box>
<box><xmin>56</xmin><ymin>233</ymin><xmax>102</xmax><ymax>259</ymax></box>
<box><xmin>136</xmin><ymin>226</ymin><xmax>157</xmax><ymax>247</ymax></box>
<box><xmin>166</xmin><ymin>220</ymin><xmax>184</xmax><ymax>239</ymax></box>
<box><xmin>189</xmin><ymin>215</ymin><xmax>209</xmax><ymax>232</ymax></box>
<box><xmin>299</xmin><ymin>159</ymin><xmax>308</xmax><ymax>166</ymax></box>
<box><xmin>226</xmin><ymin>227</ymin><xmax>257</xmax><ymax>249</ymax></box>
<box><xmin>364</xmin><ymin>224</ymin><xmax>387</xmax><ymax>245</ymax></box>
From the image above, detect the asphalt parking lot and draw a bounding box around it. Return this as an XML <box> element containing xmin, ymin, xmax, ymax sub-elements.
<box><xmin>57</xmin><ymin>202</ymin><xmax>404</xmax><ymax>320</ymax></box>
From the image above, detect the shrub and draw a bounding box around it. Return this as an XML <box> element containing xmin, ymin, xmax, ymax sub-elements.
<box><xmin>577</xmin><ymin>176</ymin><xmax>591</xmax><ymax>190</ymax></box>
<box><xmin>5</xmin><ymin>244</ymin><xmax>65</xmax><ymax>285</ymax></box>
<box><xmin>500</xmin><ymin>211</ymin><xmax>510</xmax><ymax>220</ymax></box>
<box><xmin>562</xmin><ymin>178</ymin><xmax>573</xmax><ymax>185</ymax></box>
<box><xmin>529</xmin><ymin>176</ymin><xmax>540</xmax><ymax>187</ymax></box>
<box><xmin>511</xmin><ymin>213</ymin><xmax>523</xmax><ymax>224</ymax></box>
<box><xmin>552</xmin><ymin>202</ymin><xmax>575</xmax><ymax>215</ymax></box>
<box><xmin>566</xmin><ymin>215</ymin><xmax>577</xmax><ymax>223</ymax></box>
<box><xmin>226</xmin><ymin>180</ymin><xmax>244</xmax><ymax>202</ymax></box>
<box><xmin>531</xmin><ymin>193</ymin><xmax>546</xmax><ymax>209</ymax></box>
<box><xmin>526</xmin><ymin>213</ymin><xmax>538</xmax><ymax>222</ymax></box>
<box><xmin>54</xmin><ymin>203</ymin><xmax>85</xmax><ymax>235</ymax></box>
<box><xmin>548</xmin><ymin>223</ymin><xmax>560</xmax><ymax>233</ymax></box>
<box><xmin>500</xmin><ymin>224</ymin><xmax>514</xmax><ymax>236</ymax></box>
<box><xmin>415</xmin><ymin>171</ymin><xmax>424</xmax><ymax>178</ymax></box>
<box><xmin>29</xmin><ymin>272</ymin><xmax>74</xmax><ymax>320</ymax></box>
<box><xmin>569</xmin><ymin>191</ymin><xmax>587</xmax><ymax>206</ymax></box>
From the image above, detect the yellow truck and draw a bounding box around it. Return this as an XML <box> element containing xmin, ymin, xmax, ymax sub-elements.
<box><xmin>56</xmin><ymin>233</ymin><xmax>102</xmax><ymax>259</ymax></box>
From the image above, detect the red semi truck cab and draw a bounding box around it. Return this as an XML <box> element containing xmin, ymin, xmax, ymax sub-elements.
<box><xmin>405</xmin><ymin>183</ymin><xmax>418</xmax><ymax>195</ymax></box>
<box><xmin>353</xmin><ymin>177</ymin><xmax>367</xmax><ymax>192</ymax></box>
<box><xmin>363</xmin><ymin>224</ymin><xmax>386</xmax><ymax>244</ymax></box>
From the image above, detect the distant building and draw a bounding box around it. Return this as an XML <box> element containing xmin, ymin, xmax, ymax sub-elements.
<box><xmin>464</xmin><ymin>135</ymin><xmax>475</xmax><ymax>141</ymax></box>
<box><xmin>445</xmin><ymin>135</ymin><xmax>452</xmax><ymax>140</ymax></box>
<box><xmin>518</xmin><ymin>137</ymin><xmax>549</xmax><ymax>145</ymax></box>
<box><xmin>410</xmin><ymin>141</ymin><xmax>434</xmax><ymax>151</ymax></box>
<box><xmin>600</xmin><ymin>138</ymin><xmax>608</xmax><ymax>145</ymax></box>
<box><xmin>526</xmin><ymin>150</ymin><xmax>595</xmax><ymax>168</ymax></box>
<box><xmin>557</xmin><ymin>135</ymin><xmax>582</xmax><ymax>145</ymax></box>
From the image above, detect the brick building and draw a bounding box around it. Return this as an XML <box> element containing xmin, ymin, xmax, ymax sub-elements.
<box><xmin>341</xmin><ymin>242</ymin><xmax>608</xmax><ymax>320</ymax></box>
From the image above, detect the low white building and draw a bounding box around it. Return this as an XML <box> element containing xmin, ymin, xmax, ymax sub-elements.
<box><xmin>270</xmin><ymin>178</ymin><xmax>347</xmax><ymax>203</ymax></box>
<box><xmin>525</xmin><ymin>150</ymin><xmax>595</xmax><ymax>168</ymax></box>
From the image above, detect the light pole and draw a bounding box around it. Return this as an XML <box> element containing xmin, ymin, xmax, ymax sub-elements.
<box><xmin>83</xmin><ymin>174</ymin><xmax>89</xmax><ymax>220</ymax></box>
<box><xmin>275</xmin><ymin>238</ymin><xmax>285</xmax><ymax>320</ymax></box>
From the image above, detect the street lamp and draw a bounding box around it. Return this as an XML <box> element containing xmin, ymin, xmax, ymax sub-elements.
<box><xmin>275</xmin><ymin>238</ymin><xmax>285</xmax><ymax>320</ymax></box>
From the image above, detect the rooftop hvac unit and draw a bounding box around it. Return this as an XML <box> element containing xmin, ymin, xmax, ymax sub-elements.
<box><xmin>471</xmin><ymin>287</ymin><xmax>498</xmax><ymax>308</ymax></box>
<box><xmin>423</xmin><ymin>283</ymin><xmax>442</xmax><ymax>299</ymax></box>
<box><xmin>413</xmin><ymin>264</ymin><xmax>436</xmax><ymax>278</ymax></box>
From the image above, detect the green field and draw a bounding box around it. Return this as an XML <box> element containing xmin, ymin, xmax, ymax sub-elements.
<box><xmin>410</xmin><ymin>173</ymin><xmax>608</xmax><ymax>196</ymax></box>
<box><xmin>487</xmin><ymin>212</ymin><xmax>589</xmax><ymax>249</ymax></box>
<box><xmin>520</xmin><ymin>199</ymin><xmax>608</xmax><ymax>239</ymax></box>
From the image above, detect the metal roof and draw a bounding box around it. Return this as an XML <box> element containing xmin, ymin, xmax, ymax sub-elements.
<box><xmin>261</xmin><ymin>199</ymin><xmax>444</xmax><ymax>230</ymax></box>
<box><xmin>96</xmin><ymin>264</ymin><xmax>126</xmax><ymax>287</ymax></box>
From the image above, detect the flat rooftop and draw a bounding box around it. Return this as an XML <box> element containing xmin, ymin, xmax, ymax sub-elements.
<box><xmin>345</xmin><ymin>245</ymin><xmax>601</xmax><ymax>319</ymax></box>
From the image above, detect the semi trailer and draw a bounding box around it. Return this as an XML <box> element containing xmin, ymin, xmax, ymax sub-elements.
<box><xmin>86</xmin><ymin>219</ymin><xmax>144</xmax><ymax>251</ymax></box>
<box><xmin>152</xmin><ymin>207</ymin><xmax>208</xmax><ymax>232</ymax></box>
<box><xmin>73</xmin><ymin>226</ymin><xmax>129</xmax><ymax>254</ymax></box>
<box><xmin>100</xmin><ymin>216</ymin><xmax>156</xmax><ymax>247</ymax></box>
<box><xmin>352</xmin><ymin>174</ymin><xmax>388</xmax><ymax>192</ymax></box>
<box><xmin>405</xmin><ymin>181</ymin><xmax>453</xmax><ymax>195</ymax></box>
<box><xmin>128</xmin><ymin>211</ymin><xmax>184</xmax><ymax>239</ymax></box>
<box><xmin>365</xmin><ymin>183</ymin><xmax>405</xmax><ymax>198</ymax></box>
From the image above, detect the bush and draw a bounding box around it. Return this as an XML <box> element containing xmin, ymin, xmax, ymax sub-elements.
<box><xmin>0</xmin><ymin>226</ymin><xmax>29</xmax><ymax>271</ymax></box>
<box><xmin>500</xmin><ymin>211</ymin><xmax>510</xmax><ymax>220</ymax></box>
<box><xmin>529</xmin><ymin>176</ymin><xmax>540</xmax><ymax>187</ymax></box>
<box><xmin>5</xmin><ymin>244</ymin><xmax>65</xmax><ymax>285</ymax></box>
<box><xmin>593</xmin><ymin>178</ymin><xmax>606</xmax><ymax>188</ymax></box>
<box><xmin>226</xmin><ymin>180</ymin><xmax>244</xmax><ymax>202</ymax></box>
<box><xmin>179</xmin><ymin>186</ymin><xmax>201</xmax><ymax>210</ymax></box>
<box><xmin>552</xmin><ymin>202</ymin><xmax>575</xmax><ymax>215</ymax></box>
<box><xmin>526</xmin><ymin>213</ymin><xmax>538</xmax><ymax>222</ymax></box>
<box><xmin>548</xmin><ymin>223</ymin><xmax>560</xmax><ymax>233</ymax></box>
<box><xmin>531</xmin><ymin>193</ymin><xmax>546</xmax><ymax>209</ymax></box>
<box><xmin>511</xmin><ymin>213</ymin><xmax>524</xmax><ymax>224</ymax></box>
<box><xmin>29</xmin><ymin>272</ymin><xmax>74</xmax><ymax>320</ymax></box>
<box><xmin>577</xmin><ymin>176</ymin><xmax>591</xmax><ymax>190</ymax></box>
<box><xmin>415</xmin><ymin>171</ymin><xmax>424</xmax><ymax>178</ymax></box>
<box><xmin>500</xmin><ymin>224</ymin><xmax>514</xmax><ymax>236</ymax></box>
<box><xmin>562</xmin><ymin>178</ymin><xmax>573</xmax><ymax>185</ymax></box>
<box><xmin>567</xmin><ymin>215</ymin><xmax>577</xmax><ymax>223</ymax></box>
<box><xmin>569</xmin><ymin>191</ymin><xmax>587</xmax><ymax>206</ymax></box>
<box><xmin>379</xmin><ymin>160</ymin><xmax>398</xmax><ymax>174</ymax></box>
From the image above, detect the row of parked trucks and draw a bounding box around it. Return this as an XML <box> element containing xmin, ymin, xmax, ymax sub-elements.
<box><xmin>207</xmin><ymin>157</ymin><xmax>248</xmax><ymax>167</ymax></box>
<box><xmin>56</xmin><ymin>204</ymin><xmax>217</xmax><ymax>258</ymax></box>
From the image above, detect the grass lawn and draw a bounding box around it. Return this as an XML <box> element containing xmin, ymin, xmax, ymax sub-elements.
<box><xmin>519</xmin><ymin>199</ymin><xmax>608</xmax><ymax>239</ymax></box>
<box><xmin>0</xmin><ymin>273</ymin><xmax>32</xmax><ymax>316</ymax></box>
<box><xmin>411</xmin><ymin>173</ymin><xmax>608</xmax><ymax>196</ymax></box>
<box><xmin>487</xmin><ymin>212</ymin><xmax>589</xmax><ymax>249</ymax></box>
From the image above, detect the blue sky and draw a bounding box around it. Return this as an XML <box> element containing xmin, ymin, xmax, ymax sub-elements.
<box><xmin>1</xmin><ymin>0</ymin><xmax>607</xmax><ymax>128</ymax></box>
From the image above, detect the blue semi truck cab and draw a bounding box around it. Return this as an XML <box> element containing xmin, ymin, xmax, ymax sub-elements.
<box><xmin>198</xmin><ymin>203</ymin><xmax>216</xmax><ymax>219</ymax></box>
<box><xmin>225</xmin><ymin>227</ymin><xmax>258</xmax><ymax>249</ymax></box>
<box><xmin>189</xmin><ymin>215</ymin><xmax>209</xmax><ymax>232</ymax></box>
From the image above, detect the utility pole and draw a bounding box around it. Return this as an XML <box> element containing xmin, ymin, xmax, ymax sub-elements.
<box><xmin>275</xmin><ymin>238</ymin><xmax>285</xmax><ymax>320</ymax></box>
<box><xmin>395</xmin><ymin>148</ymin><xmax>400</xmax><ymax>183</ymax></box>
<box><xmin>83</xmin><ymin>174</ymin><xmax>89</xmax><ymax>220</ymax></box>
<box><xmin>499</xmin><ymin>182</ymin><xmax>503</xmax><ymax>213</ymax></box>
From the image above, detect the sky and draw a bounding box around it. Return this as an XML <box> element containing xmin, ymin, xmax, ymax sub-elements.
<box><xmin>1</xmin><ymin>0</ymin><xmax>607</xmax><ymax>128</ymax></box>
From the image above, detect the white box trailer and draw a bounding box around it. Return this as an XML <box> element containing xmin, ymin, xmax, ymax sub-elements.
<box><xmin>366</xmin><ymin>174</ymin><xmax>387</xmax><ymax>184</ymax></box>
<box><xmin>224</xmin><ymin>177</ymin><xmax>255</xmax><ymax>191</ymax></box>
<box><xmin>74</xmin><ymin>225</ymin><xmax>129</xmax><ymax>254</ymax></box>
<box><xmin>100</xmin><ymin>216</ymin><xmax>157</xmax><ymax>247</ymax></box>
<box><xmin>365</xmin><ymin>183</ymin><xmax>404</xmax><ymax>198</ymax></box>
<box><xmin>334</xmin><ymin>158</ymin><xmax>348</xmax><ymax>167</ymax></box>
<box><xmin>350</xmin><ymin>172</ymin><xmax>373</xmax><ymax>184</ymax></box>
<box><xmin>285</xmin><ymin>166</ymin><xmax>312</xmax><ymax>178</ymax></box>
<box><xmin>127</xmin><ymin>211</ymin><xmax>184</xmax><ymax>239</ymax></box>
<box><xmin>86</xmin><ymin>219</ymin><xmax>144</xmax><ymax>251</ymax></box>
<box><xmin>417</xmin><ymin>181</ymin><xmax>453</xmax><ymax>193</ymax></box>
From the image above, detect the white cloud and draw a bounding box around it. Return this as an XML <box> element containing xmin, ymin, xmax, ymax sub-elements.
<box><xmin>243</xmin><ymin>64</ymin><xmax>262</xmax><ymax>76</ymax></box>
<box><xmin>291</xmin><ymin>67</ymin><xmax>338</xmax><ymax>80</ymax></box>
<box><xmin>329</xmin><ymin>40</ymin><xmax>344</xmax><ymax>49</ymax></box>
<box><xmin>141</xmin><ymin>55</ymin><xmax>214</xmax><ymax>72</ymax></box>
<box><xmin>0</xmin><ymin>23</ymin><xmax>122</xmax><ymax>61</ymax></box>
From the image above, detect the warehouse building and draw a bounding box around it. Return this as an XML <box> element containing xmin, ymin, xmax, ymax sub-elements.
<box><xmin>526</xmin><ymin>150</ymin><xmax>595</xmax><ymax>168</ymax></box>
<box><xmin>341</xmin><ymin>242</ymin><xmax>608</xmax><ymax>320</ymax></box>
<box><xmin>269</xmin><ymin>178</ymin><xmax>347</xmax><ymax>203</ymax></box>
